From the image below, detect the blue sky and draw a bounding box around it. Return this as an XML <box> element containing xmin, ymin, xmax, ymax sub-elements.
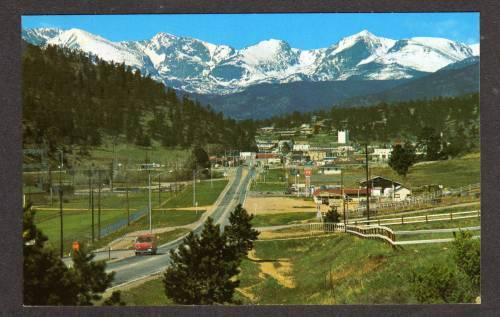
<box><xmin>22</xmin><ymin>13</ymin><xmax>479</xmax><ymax>49</ymax></box>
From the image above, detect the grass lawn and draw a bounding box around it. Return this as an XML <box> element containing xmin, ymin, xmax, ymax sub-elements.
<box><xmin>119</xmin><ymin>277</ymin><xmax>173</xmax><ymax>306</ymax></box>
<box><xmin>389</xmin><ymin>217</ymin><xmax>480</xmax><ymax>231</ymax></box>
<box><xmin>252</xmin><ymin>212</ymin><xmax>316</xmax><ymax>227</ymax></box>
<box><xmin>118</xmin><ymin>234</ymin><xmax>465</xmax><ymax>305</ymax></box>
<box><xmin>166</xmin><ymin>180</ymin><xmax>228</xmax><ymax>208</ymax></box>
<box><xmin>310</xmin><ymin>152</ymin><xmax>480</xmax><ymax>189</ymax></box>
<box><xmin>34</xmin><ymin>207</ymin><xmax>204</xmax><ymax>254</ymax></box>
<box><xmin>251</xmin><ymin>182</ymin><xmax>287</xmax><ymax>192</ymax></box>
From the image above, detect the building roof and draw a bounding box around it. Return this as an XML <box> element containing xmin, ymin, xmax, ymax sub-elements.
<box><xmin>313</xmin><ymin>188</ymin><xmax>367</xmax><ymax>197</ymax></box>
<box><xmin>256</xmin><ymin>153</ymin><xmax>278</xmax><ymax>159</ymax></box>
<box><xmin>359</xmin><ymin>176</ymin><xmax>402</xmax><ymax>187</ymax></box>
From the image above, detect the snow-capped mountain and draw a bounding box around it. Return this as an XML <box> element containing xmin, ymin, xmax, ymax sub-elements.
<box><xmin>22</xmin><ymin>28</ymin><xmax>478</xmax><ymax>95</ymax></box>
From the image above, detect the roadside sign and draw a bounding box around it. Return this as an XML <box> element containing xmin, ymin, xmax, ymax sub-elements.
<box><xmin>304</xmin><ymin>169</ymin><xmax>312</xmax><ymax>177</ymax></box>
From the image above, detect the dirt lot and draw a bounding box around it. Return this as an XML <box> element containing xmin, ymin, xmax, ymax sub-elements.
<box><xmin>243</xmin><ymin>196</ymin><xmax>332</xmax><ymax>214</ymax></box>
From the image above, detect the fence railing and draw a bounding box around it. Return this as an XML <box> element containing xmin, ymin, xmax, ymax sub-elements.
<box><xmin>348</xmin><ymin>210</ymin><xmax>480</xmax><ymax>227</ymax></box>
<box><xmin>265</xmin><ymin>220</ymin><xmax>480</xmax><ymax>247</ymax></box>
<box><xmin>349</xmin><ymin>183</ymin><xmax>480</xmax><ymax>217</ymax></box>
<box><xmin>99</xmin><ymin>207</ymin><xmax>148</xmax><ymax>238</ymax></box>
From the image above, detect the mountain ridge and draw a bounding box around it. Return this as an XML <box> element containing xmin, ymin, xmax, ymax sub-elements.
<box><xmin>22</xmin><ymin>27</ymin><xmax>479</xmax><ymax>95</ymax></box>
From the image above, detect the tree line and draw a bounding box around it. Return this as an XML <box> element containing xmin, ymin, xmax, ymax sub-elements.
<box><xmin>260</xmin><ymin>93</ymin><xmax>480</xmax><ymax>156</ymax></box>
<box><xmin>22</xmin><ymin>43</ymin><xmax>257</xmax><ymax>159</ymax></box>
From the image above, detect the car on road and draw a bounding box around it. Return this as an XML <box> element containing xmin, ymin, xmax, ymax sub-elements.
<box><xmin>134</xmin><ymin>234</ymin><xmax>158</xmax><ymax>255</ymax></box>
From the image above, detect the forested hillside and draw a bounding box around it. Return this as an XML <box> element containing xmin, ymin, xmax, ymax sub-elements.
<box><xmin>262</xmin><ymin>93</ymin><xmax>480</xmax><ymax>153</ymax></box>
<box><xmin>22</xmin><ymin>43</ymin><xmax>257</xmax><ymax>157</ymax></box>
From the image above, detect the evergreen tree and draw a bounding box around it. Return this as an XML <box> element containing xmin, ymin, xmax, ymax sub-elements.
<box><xmin>163</xmin><ymin>217</ymin><xmax>240</xmax><ymax>304</ymax></box>
<box><xmin>23</xmin><ymin>203</ymin><xmax>115</xmax><ymax>305</ymax></box>
<box><xmin>324</xmin><ymin>206</ymin><xmax>341</xmax><ymax>223</ymax></box>
<box><xmin>23</xmin><ymin>204</ymin><xmax>78</xmax><ymax>305</ymax></box>
<box><xmin>71</xmin><ymin>245</ymin><xmax>115</xmax><ymax>305</ymax></box>
<box><xmin>225</xmin><ymin>204</ymin><xmax>260</xmax><ymax>258</ymax></box>
<box><xmin>388</xmin><ymin>143</ymin><xmax>417</xmax><ymax>177</ymax></box>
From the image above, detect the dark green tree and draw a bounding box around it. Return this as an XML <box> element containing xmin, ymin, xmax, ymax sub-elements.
<box><xmin>163</xmin><ymin>217</ymin><xmax>240</xmax><ymax>304</ymax></box>
<box><xmin>102</xmin><ymin>291</ymin><xmax>126</xmax><ymax>306</ymax></box>
<box><xmin>452</xmin><ymin>231</ymin><xmax>480</xmax><ymax>290</ymax></box>
<box><xmin>324</xmin><ymin>206</ymin><xmax>341</xmax><ymax>223</ymax></box>
<box><xmin>71</xmin><ymin>245</ymin><xmax>115</xmax><ymax>305</ymax></box>
<box><xmin>23</xmin><ymin>204</ymin><xmax>78</xmax><ymax>305</ymax></box>
<box><xmin>225</xmin><ymin>204</ymin><xmax>260</xmax><ymax>257</ymax></box>
<box><xmin>23</xmin><ymin>204</ymin><xmax>116</xmax><ymax>305</ymax></box>
<box><xmin>417</xmin><ymin>127</ymin><xmax>442</xmax><ymax>161</ymax></box>
<box><xmin>388</xmin><ymin>143</ymin><xmax>417</xmax><ymax>177</ymax></box>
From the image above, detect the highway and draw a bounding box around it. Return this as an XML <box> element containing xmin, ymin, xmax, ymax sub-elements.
<box><xmin>105</xmin><ymin>166</ymin><xmax>254</xmax><ymax>287</ymax></box>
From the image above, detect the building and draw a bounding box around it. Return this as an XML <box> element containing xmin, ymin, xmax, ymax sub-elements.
<box><xmin>312</xmin><ymin>188</ymin><xmax>367</xmax><ymax>205</ymax></box>
<box><xmin>240</xmin><ymin>152</ymin><xmax>256</xmax><ymax>160</ymax></box>
<box><xmin>359</xmin><ymin>176</ymin><xmax>411</xmax><ymax>201</ymax></box>
<box><xmin>338</xmin><ymin>130</ymin><xmax>349</xmax><ymax>144</ymax></box>
<box><xmin>293</xmin><ymin>141</ymin><xmax>310</xmax><ymax>152</ymax></box>
<box><xmin>256</xmin><ymin>141</ymin><xmax>276</xmax><ymax>152</ymax></box>
<box><xmin>373</xmin><ymin>148</ymin><xmax>392</xmax><ymax>161</ymax></box>
<box><xmin>319</xmin><ymin>165</ymin><xmax>342</xmax><ymax>175</ymax></box>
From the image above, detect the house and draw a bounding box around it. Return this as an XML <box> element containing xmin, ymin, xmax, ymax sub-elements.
<box><xmin>300</xmin><ymin>124</ymin><xmax>314</xmax><ymax>136</ymax></box>
<box><xmin>319</xmin><ymin>165</ymin><xmax>342</xmax><ymax>175</ymax></box>
<box><xmin>293</xmin><ymin>141</ymin><xmax>310</xmax><ymax>152</ymax></box>
<box><xmin>338</xmin><ymin>130</ymin><xmax>349</xmax><ymax>144</ymax></box>
<box><xmin>256</xmin><ymin>141</ymin><xmax>276</xmax><ymax>152</ymax></box>
<box><xmin>372</xmin><ymin>148</ymin><xmax>392</xmax><ymax>161</ymax></box>
<box><xmin>312</xmin><ymin>187</ymin><xmax>367</xmax><ymax>205</ymax></box>
<box><xmin>258</xmin><ymin>126</ymin><xmax>275</xmax><ymax>134</ymax></box>
<box><xmin>256</xmin><ymin>153</ymin><xmax>280</xmax><ymax>165</ymax></box>
<box><xmin>239</xmin><ymin>152</ymin><xmax>256</xmax><ymax>161</ymax></box>
<box><xmin>359</xmin><ymin>176</ymin><xmax>411</xmax><ymax>201</ymax></box>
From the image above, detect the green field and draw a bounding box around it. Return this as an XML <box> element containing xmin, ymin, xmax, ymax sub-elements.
<box><xmin>32</xmin><ymin>175</ymin><xmax>227</xmax><ymax>253</ymax></box>
<box><xmin>251</xmin><ymin>212</ymin><xmax>316</xmax><ymax>227</ymax></box>
<box><xmin>118</xmin><ymin>234</ymin><xmax>465</xmax><ymax>305</ymax></box>
<box><xmin>389</xmin><ymin>217</ymin><xmax>480</xmax><ymax>231</ymax></box>
<box><xmin>34</xmin><ymin>206</ymin><xmax>205</xmax><ymax>253</ymax></box>
<box><xmin>310</xmin><ymin>152</ymin><xmax>480</xmax><ymax>189</ymax></box>
<box><xmin>166</xmin><ymin>180</ymin><xmax>228</xmax><ymax>208</ymax></box>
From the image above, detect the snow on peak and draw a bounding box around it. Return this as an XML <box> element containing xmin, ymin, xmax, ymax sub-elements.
<box><xmin>469</xmin><ymin>43</ymin><xmax>479</xmax><ymax>56</ymax></box>
<box><xmin>22</xmin><ymin>27</ymin><xmax>477</xmax><ymax>94</ymax></box>
<box><xmin>47</xmin><ymin>28</ymin><xmax>146</xmax><ymax>68</ymax></box>
<box><xmin>240</xmin><ymin>39</ymin><xmax>291</xmax><ymax>64</ymax></box>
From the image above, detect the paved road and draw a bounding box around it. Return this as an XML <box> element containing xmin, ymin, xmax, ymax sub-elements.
<box><xmin>105</xmin><ymin>166</ymin><xmax>254</xmax><ymax>287</ymax></box>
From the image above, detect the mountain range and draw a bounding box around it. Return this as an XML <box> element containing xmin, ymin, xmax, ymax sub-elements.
<box><xmin>22</xmin><ymin>27</ymin><xmax>479</xmax><ymax>119</ymax></box>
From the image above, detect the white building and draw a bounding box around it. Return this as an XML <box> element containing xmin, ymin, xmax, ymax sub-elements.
<box><xmin>373</xmin><ymin>148</ymin><xmax>392</xmax><ymax>161</ymax></box>
<box><xmin>293</xmin><ymin>142</ymin><xmax>310</xmax><ymax>152</ymax></box>
<box><xmin>240</xmin><ymin>152</ymin><xmax>256</xmax><ymax>160</ymax></box>
<box><xmin>338</xmin><ymin>130</ymin><xmax>349</xmax><ymax>144</ymax></box>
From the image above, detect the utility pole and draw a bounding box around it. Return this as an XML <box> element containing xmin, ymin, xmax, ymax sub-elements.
<box><xmin>58</xmin><ymin>150</ymin><xmax>64</xmax><ymax>258</ymax></box>
<box><xmin>365</xmin><ymin>143</ymin><xmax>370</xmax><ymax>223</ymax></box>
<box><xmin>341</xmin><ymin>169</ymin><xmax>346</xmax><ymax>232</ymax></box>
<box><xmin>148</xmin><ymin>168</ymin><xmax>152</xmax><ymax>232</ymax></box>
<box><xmin>125</xmin><ymin>172</ymin><xmax>130</xmax><ymax>226</ymax></box>
<box><xmin>91</xmin><ymin>166</ymin><xmax>95</xmax><ymax>242</ymax></box>
<box><xmin>158</xmin><ymin>173</ymin><xmax>161</xmax><ymax>207</ymax></box>
<box><xmin>193</xmin><ymin>169</ymin><xmax>196</xmax><ymax>207</ymax></box>
<box><xmin>98</xmin><ymin>169</ymin><xmax>102</xmax><ymax>240</ymax></box>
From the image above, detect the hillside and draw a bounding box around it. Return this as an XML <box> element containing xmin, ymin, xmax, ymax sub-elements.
<box><xmin>22</xmin><ymin>43</ymin><xmax>257</xmax><ymax>161</ymax></box>
<box><xmin>190</xmin><ymin>79</ymin><xmax>409</xmax><ymax>119</ymax></box>
<box><xmin>341</xmin><ymin>57</ymin><xmax>479</xmax><ymax>106</ymax></box>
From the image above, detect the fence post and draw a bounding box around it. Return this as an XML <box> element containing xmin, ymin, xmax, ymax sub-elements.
<box><xmin>450</xmin><ymin>212</ymin><xmax>453</xmax><ymax>221</ymax></box>
<box><xmin>401</xmin><ymin>216</ymin><xmax>404</xmax><ymax>225</ymax></box>
<box><xmin>108</xmin><ymin>246</ymin><xmax>111</xmax><ymax>260</ymax></box>
<box><xmin>425</xmin><ymin>215</ymin><xmax>428</xmax><ymax>223</ymax></box>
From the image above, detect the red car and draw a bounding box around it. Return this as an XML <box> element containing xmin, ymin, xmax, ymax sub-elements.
<box><xmin>134</xmin><ymin>233</ymin><xmax>158</xmax><ymax>255</ymax></box>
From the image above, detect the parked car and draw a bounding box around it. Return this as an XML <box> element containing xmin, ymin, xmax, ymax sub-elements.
<box><xmin>134</xmin><ymin>233</ymin><xmax>158</xmax><ymax>255</ymax></box>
